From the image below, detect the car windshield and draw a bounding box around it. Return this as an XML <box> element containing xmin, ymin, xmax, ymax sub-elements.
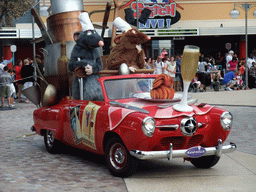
<box><xmin>104</xmin><ymin>78</ymin><xmax>154</xmax><ymax>100</ymax></box>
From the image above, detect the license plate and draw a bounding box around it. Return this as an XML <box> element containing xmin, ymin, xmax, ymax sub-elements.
<box><xmin>186</xmin><ymin>146</ymin><xmax>206</xmax><ymax>158</ymax></box>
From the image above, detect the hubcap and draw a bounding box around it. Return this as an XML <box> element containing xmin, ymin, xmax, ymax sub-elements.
<box><xmin>46</xmin><ymin>130</ymin><xmax>54</xmax><ymax>147</ymax></box>
<box><xmin>109</xmin><ymin>143</ymin><xmax>127</xmax><ymax>170</ymax></box>
<box><xmin>114</xmin><ymin>148</ymin><xmax>125</xmax><ymax>164</ymax></box>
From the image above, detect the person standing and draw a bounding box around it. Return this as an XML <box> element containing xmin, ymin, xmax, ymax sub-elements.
<box><xmin>165</xmin><ymin>56</ymin><xmax>177</xmax><ymax>90</ymax></box>
<box><xmin>226</xmin><ymin>50</ymin><xmax>234</xmax><ymax>66</ymax></box>
<box><xmin>151</xmin><ymin>59</ymin><xmax>156</xmax><ymax>71</ymax></box>
<box><xmin>21</xmin><ymin>59</ymin><xmax>34</xmax><ymax>103</ymax></box>
<box><xmin>154</xmin><ymin>56</ymin><xmax>164</xmax><ymax>74</ymax></box>
<box><xmin>8</xmin><ymin>69</ymin><xmax>16</xmax><ymax>106</ymax></box>
<box><xmin>162</xmin><ymin>58</ymin><xmax>168</xmax><ymax>74</ymax></box>
<box><xmin>175</xmin><ymin>55</ymin><xmax>181</xmax><ymax>72</ymax></box>
<box><xmin>0</xmin><ymin>66</ymin><xmax>13</xmax><ymax>107</ymax></box>
<box><xmin>227</xmin><ymin>57</ymin><xmax>238</xmax><ymax>72</ymax></box>
<box><xmin>15</xmin><ymin>59</ymin><xmax>24</xmax><ymax>102</ymax></box>
<box><xmin>248</xmin><ymin>61</ymin><xmax>256</xmax><ymax>89</ymax></box>
<box><xmin>197</xmin><ymin>57</ymin><xmax>207</xmax><ymax>91</ymax></box>
<box><xmin>175</xmin><ymin>55</ymin><xmax>182</xmax><ymax>91</ymax></box>
<box><xmin>247</xmin><ymin>54</ymin><xmax>255</xmax><ymax>69</ymax></box>
<box><xmin>27</xmin><ymin>58</ymin><xmax>34</xmax><ymax>66</ymax></box>
<box><xmin>145</xmin><ymin>57</ymin><xmax>152</xmax><ymax>69</ymax></box>
<box><xmin>0</xmin><ymin>57</ymin><xmax>13</xmax><ymax>74</ymax></box>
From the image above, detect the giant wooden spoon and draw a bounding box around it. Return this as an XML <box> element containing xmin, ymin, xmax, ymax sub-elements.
<box><xmin>111</xmin><ymin>0</ymin><xmax>124</xmax><ymax>47</ymax></box>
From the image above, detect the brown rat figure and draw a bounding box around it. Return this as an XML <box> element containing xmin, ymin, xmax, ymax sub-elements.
<box><xmin>106</xmin><ymin>17</ymin><xmax>150</xmax><ymax>72</ymax></box>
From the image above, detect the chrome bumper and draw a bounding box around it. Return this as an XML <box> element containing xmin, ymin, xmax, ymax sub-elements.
<box><xmin>130</xmin><ymin>139</ymin><xmax>236</xmax><ymax>161</ymax></box>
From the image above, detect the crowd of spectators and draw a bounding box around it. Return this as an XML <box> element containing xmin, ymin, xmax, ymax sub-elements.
<box><xmin>0</xmin><ymin>55</ymin><xmax>45</xmax><ymax>108</ymax></box>
<box><xmin>145</xmin><ymin>48</ymin><xmax>256</xmax><ymax>92</ymax></box>
<box><xmin>1</xmin><ymin>47</ymin><xmax>256</xmax><ymax>107</ymax></box>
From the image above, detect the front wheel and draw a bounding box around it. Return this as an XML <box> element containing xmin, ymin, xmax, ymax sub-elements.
<box><xmin>44</xmin><ymin>130</ymin><xmax>61</xmax><ymax>154</ymax></box>
<box><xmin>105</xmin><ymin>137</ymin><xmax>138</xmax><ymax>177</ymax></box>
<box><xmin>190</xmin><ymin>155</ymin><xmax>220</xmax><ymax>168</ymax></box>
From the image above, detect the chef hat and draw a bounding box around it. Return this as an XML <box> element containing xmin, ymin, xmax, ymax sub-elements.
<box><xmin>79</xmin><ymin>12</ymin><xmax>94</xmax><ymax>31</ymax></box>
<box><xmin>113</xmin><ymin>17</ymin><xmax>132</xmax><ymax>32</ymax></box>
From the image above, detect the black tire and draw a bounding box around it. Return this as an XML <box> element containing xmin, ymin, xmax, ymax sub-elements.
<box><xmin>105</xmin><ymin>137</ymin><xmax>138</xmax><ymax>177</ymax></box>
<box><xmin>190</xmin><ymin>155</ymin><xmax>220</xmax><ymax>168</ymax></box>
<box><xmin>44</xmin><ymin>130</ymin><xmax>61</xmax><ymax>154</ymax></box>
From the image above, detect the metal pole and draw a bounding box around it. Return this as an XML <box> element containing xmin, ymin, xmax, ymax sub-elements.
<box><xmin>245</xmin><ymin>3</ymin><xmax>248</xmax><ymax>88</ymax></box>
<box><xmin>32</xmin><ymin>16</ymin><xmax>37</xmax><ymax>84</ymax></box>
<box><xmin>136</xmin><ymin>0</ymin><xmax>139</xmax><ymax>29</ymax></box>
<box><xmin>12</xmin><ymin>52</ymin><xmax>15</xmax><ymax>70</ymax></box>
<box><xmin>32</xmin><ymin>0</ymin><xmax>40</xmax><ymax>84</ymax></box>
<box><xmin>79</xmin><ymin>78</ymin><xmax>83</xmax><ymax>100</ymax></box>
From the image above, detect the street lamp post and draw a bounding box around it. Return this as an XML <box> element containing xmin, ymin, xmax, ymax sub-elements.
<box><xmin>230</xmin><ymin>3</ymin><xmax>256</xmax><ymax>88</ymax></box>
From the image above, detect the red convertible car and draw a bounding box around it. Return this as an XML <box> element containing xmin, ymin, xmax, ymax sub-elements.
<box><xmin>32</xmin><ymin>74</ymin><xmax>236</xmax><ymax>177</ymax></box>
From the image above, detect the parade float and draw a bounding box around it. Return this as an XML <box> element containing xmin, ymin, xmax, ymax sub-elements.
<box><xmin>28</xmin><ymin>0</ymin><xmax>236</xmax><ymax>177</ymax></box>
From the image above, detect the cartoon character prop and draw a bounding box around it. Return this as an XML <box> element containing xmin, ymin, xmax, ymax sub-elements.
<box><xmin>150</xmin><ymin>74</ymin><xmax>175</xmax><ymax>99</ymax></box>
<box><xmin>68</xmin><ymin>12</ymin><xmax>104</xmax><ymax>101</ymax></box>
<box><xmin>106</xmin><ymin>17</ymin><xmax>151</xmax><ymax>72</ymax></box>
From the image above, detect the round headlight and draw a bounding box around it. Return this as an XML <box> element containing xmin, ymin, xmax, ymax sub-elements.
<box><xmin>220</xmin><ymin>111</ymin><xmax>233</xmax><ymax>130</ymax></box>
<box><xmin>142</xmin><ymin>117</ymin><xmax>155</xmax><ymax>137</ymax></box>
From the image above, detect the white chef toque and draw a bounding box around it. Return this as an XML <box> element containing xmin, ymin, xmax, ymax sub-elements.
<box><xmin>113</xmin><ymin>17</ymin><xmax>132</xmax><ymax>32</ymax></box>
<box><xmin>79</xmin><ymin>12</ymin><xmax>94</xmax><ymax>31</ymax></box>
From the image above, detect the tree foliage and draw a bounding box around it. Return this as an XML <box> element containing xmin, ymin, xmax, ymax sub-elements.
<box><xmin>0</xmin><ymin>0</ymin><xmax>35</xmax><ymax>27</ymax></box>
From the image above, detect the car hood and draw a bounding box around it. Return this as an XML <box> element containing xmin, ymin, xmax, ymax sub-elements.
<box><xmin>108</xmin><ymin>99</ymin><xmax>214</xmax><ymax>130</ymax></box>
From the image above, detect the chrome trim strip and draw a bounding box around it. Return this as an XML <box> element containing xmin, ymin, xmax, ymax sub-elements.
<box><xmin>156</xmin><ymin>124</ymin><xmax>179</xmax><ymax>129</ymax></box>
<box><xmin>130</xmin><ymin>141</ymin><xmax>236</xmax><ymax>160</ymax></box>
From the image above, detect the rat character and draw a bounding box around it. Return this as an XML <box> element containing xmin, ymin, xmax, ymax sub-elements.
<box><xmin>106</xmin><ymin>17</ymin><xmax>151</xmax><ymax>72</ymax></box>
<box><xmin>68</xmin><ymin>12</ymin><xmax>104</xmax><ymax>101</ymax></box>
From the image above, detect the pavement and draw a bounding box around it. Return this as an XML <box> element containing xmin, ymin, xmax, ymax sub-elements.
<box><xmin>0</xmin><ymin>89</ymin><xmax>256</xmax><ymax>192</ymax></box>
<box><xmin>188</xmin><ymin>88</ymin><xmax>256</xmax><ymax>107</ymax></box>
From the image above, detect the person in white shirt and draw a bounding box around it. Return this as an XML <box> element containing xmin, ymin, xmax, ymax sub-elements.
<box><xmin>247</xmin><ymin>54</ymin><xmax>255</xmax><ymax>69</ymax></box>
<box><xmin>154</xmin><ymin>56</ymin><xmax>164</xmax><ymax>74</ymax></box>
<box><xmin>198</xmin><ymin>58</ymin><xmax>207</xmax><ymax>72</ymax></box>
<box><xmin>226</xmin><ymin>50</ymin><xmax>234</xmax><ymax>65</ymax></box>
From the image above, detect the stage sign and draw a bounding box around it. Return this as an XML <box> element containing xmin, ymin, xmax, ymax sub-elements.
<box><xmin>130</xmin><ymin>1</ymin><xmax>182</xmax><ymax>29</ymax></box>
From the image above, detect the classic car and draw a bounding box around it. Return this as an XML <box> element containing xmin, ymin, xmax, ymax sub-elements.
<box><xmin>32</xmin><ymin>74</ymin><xmax>236</xmax><ymax>177</ymax></box>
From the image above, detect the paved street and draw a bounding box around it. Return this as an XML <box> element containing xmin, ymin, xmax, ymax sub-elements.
<box><xmin>0</xmin><ymin>101</ymin><xmax>127</xmax><ymax>192</ymax></box>
<box><xmin>0</xmin><ymin>89</ymin><xmax>255</xmax><ymax>191</ymax></box>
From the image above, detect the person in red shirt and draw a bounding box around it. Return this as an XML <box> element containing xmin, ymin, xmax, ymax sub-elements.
<box><xmin>227</xmin><ymin>57</ymin><xmax>238</xmax><ymax>72</ymax></box>
<box><xmin>15</xmin><ymin>59</ymin><xmax>23</xmax><ymax>102</ymax></box>
<box><xmin>239</xmin><ymin>63</ymin><xmax>245</xmax><ymax>75</ymax></box>
<box><xmin>160</xmin><ymin>48</ymin><xmax>168</xmax><ymax>59</ymax></box>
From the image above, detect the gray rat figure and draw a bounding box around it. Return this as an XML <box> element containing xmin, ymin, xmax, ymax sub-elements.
<box><xmin>68</xmin><ymin>12</ymin><xmax>104</xmax><ymax>101</ymax></box>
